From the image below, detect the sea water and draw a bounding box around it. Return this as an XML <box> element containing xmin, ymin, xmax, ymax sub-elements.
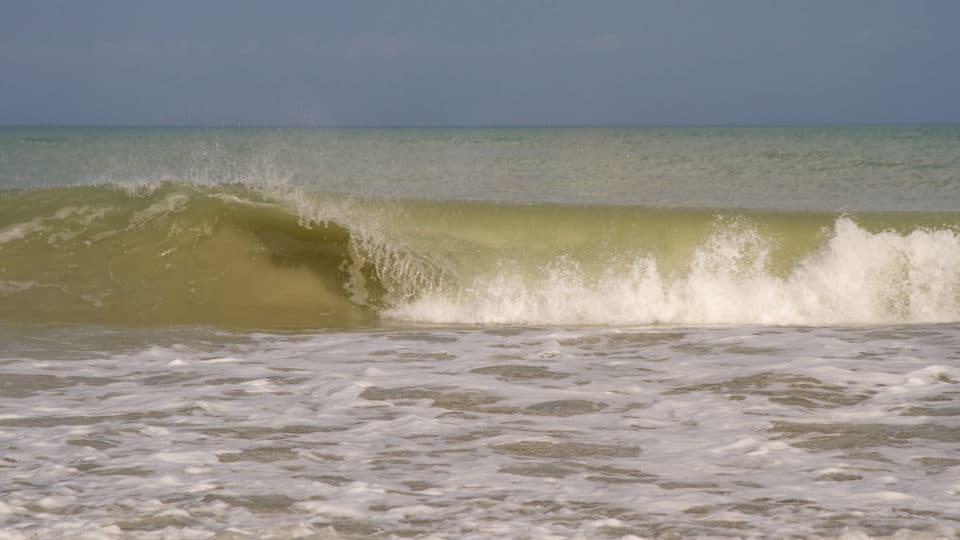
<box><xmin>1</xmin><ymin>127</ymin><xmax>959</xmax><ymax>538</ymax></box>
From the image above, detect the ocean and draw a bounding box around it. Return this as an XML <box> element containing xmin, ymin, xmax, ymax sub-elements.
<box><xmin>1</xmin><ymin>126</ymin><xmax>959</xmax><ymax>538</ymax></box>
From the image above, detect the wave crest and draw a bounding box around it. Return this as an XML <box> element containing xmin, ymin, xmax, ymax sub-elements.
<box><xmin>390</xmin><ymin>218</ymin><xmax>960</xmax><ymax>326</ymax></box>
<box><xmin>2</xmin><ymin>182</ymin><xmax>958</xmax><ymax>327</ymax></box>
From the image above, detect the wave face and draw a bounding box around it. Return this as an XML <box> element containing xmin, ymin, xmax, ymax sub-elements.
<box><xmin>1</xmin><ymin>181</ymin><xmax>959</xmax><ymax>328</ymax></box>
<box><xmin>0</xmin><ymin>183</ymin><xmax>403</xmax><ymax>327</ymax></box>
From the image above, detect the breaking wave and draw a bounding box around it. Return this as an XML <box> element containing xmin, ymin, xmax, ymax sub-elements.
<box><xmin>1</xmin><ymin>181</ymin><xmax>958</xmax><ymax>328</ymax></box>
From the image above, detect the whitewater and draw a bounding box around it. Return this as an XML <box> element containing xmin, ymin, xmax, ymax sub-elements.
<box><xmin>1</xmin><ymin>126</ymin><xmax>959</xmax><ymax>538</ymax></box>
<box><xmin>2</xmin><ymin>182</ymin><xmax>958</xmax><ymax>328</ymax></box>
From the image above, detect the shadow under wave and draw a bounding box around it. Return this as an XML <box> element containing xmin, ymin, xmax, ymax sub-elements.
<box><xmin>0</xmin><ymin>182</ymin><xmax>420</xmax><ymax>328</ymax></box>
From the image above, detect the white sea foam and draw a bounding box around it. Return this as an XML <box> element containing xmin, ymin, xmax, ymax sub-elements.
<box><xmin>0</xmin><ymin>219</ymin><xmax>47</xmax><ymax>245</ymax></box>
<box><xmin>391</xmin><ymin>218</ymin><xmax>960</xmax><ymax>326</ymax></box>
<box><xmin>0</xmin><ymin>280</ymin><xmax>39</xmax><ymax>294</ymax></box>
<box><xmin>128</xmin><ymin>192</ymin><xmax>190</xmax><ymax>227</ymax></box>
<box><xmin>2</xmin><ymin>323</ymin><xmax>959</xmax><ymax>537</ymax></box>
<box><xmin>4</xmin><ymin>127</ymin><xmax>960</xmax><ymax>539</ymax></box>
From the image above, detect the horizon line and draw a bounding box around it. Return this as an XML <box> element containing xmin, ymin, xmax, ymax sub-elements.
<box><xmin>2</xmin><ymin>121</ymin><xmax>959</xmax><ymax>129</ymax></box>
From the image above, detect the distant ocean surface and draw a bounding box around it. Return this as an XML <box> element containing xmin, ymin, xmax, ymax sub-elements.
<box><xmin>1</xmin><ymin>126</ymin><xmax>959</xmax><ymax>538</ymax></box>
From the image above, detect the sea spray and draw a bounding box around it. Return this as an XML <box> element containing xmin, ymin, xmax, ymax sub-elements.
<box><xmin>2</xmin><ymin>181</ymin><xmax>959</xmax><ymax>327</ymax></box>
<box><xmin>389</xmin><ymin>218</ymin><xmax>960</xmax><ymax>326</ymax></box>
<box><xmin>4</xmin><ymin>127</ymin><xmax>960</xmax><ymax>538</ymax></box>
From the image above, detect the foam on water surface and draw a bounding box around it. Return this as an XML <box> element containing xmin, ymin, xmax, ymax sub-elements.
<box><xmin>2</xmin><ymin>182</ymin><xmax>959</xmax><ymax>329</ymax></box>
<box><xmin>390</xmin><ymin>217</ymin><xmax>960</xmax><ymax>326</ymax></box>
<box><xmin>1</xmin><ymin>324</ymin><xmax>958</xmax><ymax>538</ymax></box>
<box><xmin>2</xmin><ymin>127</ymin><xmax>960</xmax><ymax>539</ymax></box>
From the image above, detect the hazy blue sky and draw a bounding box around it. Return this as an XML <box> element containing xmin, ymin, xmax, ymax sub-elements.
<box><xmin>2</xmin><ymin>1</ymin><xmax>959</xmax><ymax>126</ymax></box>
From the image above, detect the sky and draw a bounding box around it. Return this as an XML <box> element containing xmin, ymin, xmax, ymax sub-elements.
<box><xmin>2</xmin><ymin>1</ymin><xmax>959</xmax><ymax>127</ymax></box>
